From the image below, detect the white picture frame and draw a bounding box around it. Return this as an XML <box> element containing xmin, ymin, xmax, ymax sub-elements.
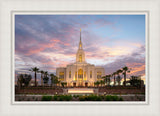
<box><xmin>0</xmin><ymin>0</ymin><xmax>160</xmax><ymax>116</ymax></box>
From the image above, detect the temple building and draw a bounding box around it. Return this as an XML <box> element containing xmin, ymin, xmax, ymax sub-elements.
<box><xmin>56</xmin><ymin>29</ymin><xmax>105</xmax><ymax>87</ymax></box>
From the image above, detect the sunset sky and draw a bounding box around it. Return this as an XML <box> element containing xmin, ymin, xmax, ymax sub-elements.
<box><xmin>15</xmin><ymin>15</ymin><xmax>145</xmax><ymax>82</ymax></box>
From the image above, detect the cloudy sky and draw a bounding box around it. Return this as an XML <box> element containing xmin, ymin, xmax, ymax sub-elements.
<box><xmin>15</xmin><ymin>15</ymin><xmax>145</xmax><ymax>82</ymax></box>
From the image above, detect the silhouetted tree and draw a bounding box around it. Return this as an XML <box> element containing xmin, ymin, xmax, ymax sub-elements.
<box><xmin>116</xmin><ymin>69</ymin><xmax>123</xmax><ymax>86</ymax></box>
<box><xmin>40</xmin><ymin>70</ymin><xmax>44</xmax><ymax>86</ymax></box>
<box><xmin>43</xmin><ymin>71</ymin><xmax>49</xmax><ymax>86</ymax></box>
<box><xmin>29</xmin><ymin>67</ymin><xmax>39</xmax><ymax>87</ymax></box>
<box><xmin>129</xmin><ymin>75</ymin><xmax>142</xmax><ymax>87</ymax></box>
<box><xmin>112</xmin><ymin>72</ymin><xmax>116</xmax><ymax>86</ymax></box>
<box><xmin>17</xmin><ymin>74</ymin><xmax>32</xmax><ymax>88</ymax></box>
<box><xmin>122</xmin><ymin>66</ymin><xmax>130</xmax><ymax>86</ymax></box>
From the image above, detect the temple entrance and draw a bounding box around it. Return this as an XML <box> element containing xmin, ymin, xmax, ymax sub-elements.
<box><xmin>73</xmin><ymin>82</ymin><xmax>76</xmax><ymax>87</ymax></box>
<box><xmin>85</xmin><ymin>82</ymin><xmax>88</xmax><ymax>87</ymax></box>
<box><xmin>78</xmin><ymin>80</ymin><xmax>83</xmax><ymax>87</ymax></box>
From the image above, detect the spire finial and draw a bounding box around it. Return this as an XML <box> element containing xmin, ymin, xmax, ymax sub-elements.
<box><xmin>79</xmin><ymin>29</ymin><xmax>82</xmax><ymax>49</ymax></box>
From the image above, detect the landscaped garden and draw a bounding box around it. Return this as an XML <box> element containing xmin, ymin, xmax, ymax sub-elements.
<box><xmin>15</xmin><ymin>66</ymin><xmax>145</xmax><ymax>102</ymax></box>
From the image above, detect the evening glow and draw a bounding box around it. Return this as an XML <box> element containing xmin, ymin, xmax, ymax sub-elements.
<box><xmin>15</xmin><ymin>15</ymin><xmax>145</xmax><ymax>82</ymax></box>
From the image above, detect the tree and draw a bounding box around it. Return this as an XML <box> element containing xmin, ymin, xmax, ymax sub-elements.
<box><xmin>43</xmin><ymin>71</ymin><xmax>49</xmax><ymax>86</ymax></box>
<box><xmin>100</xmin><ymin>80</ymin><xmax>105</xmax><ymax>87</ymax></box>
<box><xmin>106</xmin><ymin>75</ymin><xmax>111</xmax><ymax>86</ymax></box>
<box><xmin>129</xmin><ymin>75</ymin><xmax>142</xmax><ymax>87</ymax></box>
<box><xmin>17</xmin><ymin>74</ymin><xmax>24</xmax><ymax>88</ymax></box>
<box><xmin>97</xmin><ymin>81</ymin><xmax>100</xmax><ymax>87</ymax></box>
<box><xmin>40</xmin><ymin>70</ymin><xmax>44</xmax><ymax>86</ymax></box>
<box><xmin>50</xmin><ymin>73</ymin><xmax>56</xmax><ymax>87</ymax></box>
<box><xmin>17</xmin><ymin>74</ymin><xmax>32</xmax><ymax>88</ymax></box>
<box><xmin>29</xmin><ymin>67</ymin><xmax>39</xmax><ymax>87</ymax></box>
<box><xmin>122</xmin><ymin>66</ymin><xmax>130</xmax><ymax>86</ymax></box>
<box><xmin>94</xmin><ymin>82</ymin><xmax>97</xmax><ymax>87</ymax></box>
<box><xmin>102</xmin><ymin>76</ymin><xmax>106</xmax><ymax>86</ymax></box>
<box><xmin>94</xmin><ymin>81</ymin><xmax>100</xmax><ymax>87</ymax></box>
<box><xmin>112</xmin><ymin>72</ymin><xmax>116</xmax><ymax>86</ymax></box>
<box><xmin>61</xmin><ymin>82</ymin><xmax>67</xmax><ymax>88</ymax></box>
<box><xmin>51</xmin><ymin>74</ymin><xmax>59</xmax><ymax>87</ymax></box>
<box><xmin>23</xmin><ymin>74</ymin><xmax>32</xmax><ymax>87</ymax></box>
<box><xmin>116</xmin><ymin>69</ymin><xmax>123</xmax><ymax>86</ymax></box>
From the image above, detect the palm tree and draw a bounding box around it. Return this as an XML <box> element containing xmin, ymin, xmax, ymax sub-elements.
<box><xmin>43</xmin><ymin>71</ymin><xmax>49</xmax><ymax>86</ymax></box>
<box><xmin>107</xmin><ymin>74</ymin><xmax>111</xmax><ymax>86</ymax></box>
<box><xmin>102</xmin><ymin>76</ymin><xmax>106</xmax><ymax>86</ymax></box>
<box><xmin>100</xmin><ymin>80</ymin><xmax>104</xmax><ymax>87</ymax></box>
<box><xmin>95</xmin><ymin>81</ymin><xmax>100</xmax><ymax>87</ymax></box>
<box><xmin>105</xmin><ymin>75</ymin><xmax>111</xmax><ymax>86</ymax></box>
<box><xmin>97</xmin><ymin>81</ymin><xmax>100</xmax><ymax>87</ymax></box>
<box><xmin>116</xmin><ymin>69</ymin><xmax>123</xmax><ymax>86</ymax></box>
<box><xmin>94</xmin><ymin>82</ymin><xmax>97</xmax><ymax>87</ymax></box>
<box><xmin>40</xmin><ymin>70</ymin><xmax>44</xmax><ymax>86</ymax></box>
<box><xmin>112</xmin><ymin>72</ymin><xmax>116</xmax><ymax>86</ymax></box>
<box><xmin>50</xmin><ymin>74</ymin><xmax>59</xmax><ymax>87</ymax></box>
<box><xmin>122</xmin><ymin>66</ymin><xmax>130</xmax><ymax>86</ymax></box>
<box><xmin>50</xmin><ymin>73</ymin><xmax>55</xmax><ymax>87</ymax></box>
<box><xmin>29</xmin><ymin>67</ymin><xmax>39</xmax><ymax>87</ymax></box>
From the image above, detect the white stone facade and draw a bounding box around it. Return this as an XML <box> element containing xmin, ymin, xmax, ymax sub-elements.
<box><xmin>56</xmin><ymin>30</ymin><xmax>105</xmax><ymax>87</ymax></box>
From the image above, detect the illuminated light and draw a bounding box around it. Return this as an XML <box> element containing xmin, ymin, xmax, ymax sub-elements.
<box><xmin>68</xmin><ymin>88</ymin><xmax>94</xmax><ymax>94</ymax></box>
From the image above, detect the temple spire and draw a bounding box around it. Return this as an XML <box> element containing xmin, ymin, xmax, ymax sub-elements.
<box><xmin>79</xmin><ymin>29</ymin><xmax>82</xmax><ymax>49</ymax></box>
<box><xmin>80</xmin><ymin>28</ymin><xmax>81</xmax><ymax>42</ymax></box>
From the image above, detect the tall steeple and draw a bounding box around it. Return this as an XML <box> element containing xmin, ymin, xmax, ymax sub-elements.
<box><xmin>79</xmin><ymin>28</ymin><xmax>82</xmax><ymax>49</ymax></box>
<box><xmin>76</xmin><ymin>29</ymin><xmax>85</xmax><ymax>63</ymax></box>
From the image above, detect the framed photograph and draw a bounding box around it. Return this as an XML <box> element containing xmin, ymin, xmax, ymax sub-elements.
<box><xmin>0</xmin><ymin>0</ymin><xmax>160</xmax><ymax>116</ymax></box>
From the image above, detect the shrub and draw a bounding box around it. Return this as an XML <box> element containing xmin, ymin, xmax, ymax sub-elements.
<box><xmin>41</xmin><ymin>96</ymin><xmax>52</xmax><ymax>101</ymax></box>
<box><xmin>79</xmin><ymin>95</ymin><xmax>102</xmax><ymax>101</ymax></box>
<box><xmin>65</xmin><ymin>95</ymin><xmax>72</xmax><ymax>101</ymax></box>
<box><xmin>53</xmin><ymin>95</ymin><xmax>72</xmax><ymax>101</ymax></box>
<box><xmin>53</xmin><ymin>95</ymin><xmax>58</xmax><ymax>101</ymax></box>
<box><xmin>73</xmin><ymin>95</ymin><xmax>78</xmax><ymax>98</ymax></box>
<box><xmin>119</xmin><ymin>97</ymin><xmax>123</xmax><ymax>101</ymax></box>
<box><xmin>79</xmin><ymin>96</ymin><xmax>85</xmax><ymax>101</ymax></box>
<box><xmin>105</xmin><ymin>95</ymin><xmax>122</xmax><ymax>101</ymax></box>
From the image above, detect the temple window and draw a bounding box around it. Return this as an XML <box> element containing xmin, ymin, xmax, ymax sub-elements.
<box><xmin>90</xmin><ymin>71</ymin><xmax>92</xmax><ymax>78</ymax></box>
<box><xmin>59</xmin><ymin>72</ymin><xmax>64</xmax><ymax>81</ymax></box>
